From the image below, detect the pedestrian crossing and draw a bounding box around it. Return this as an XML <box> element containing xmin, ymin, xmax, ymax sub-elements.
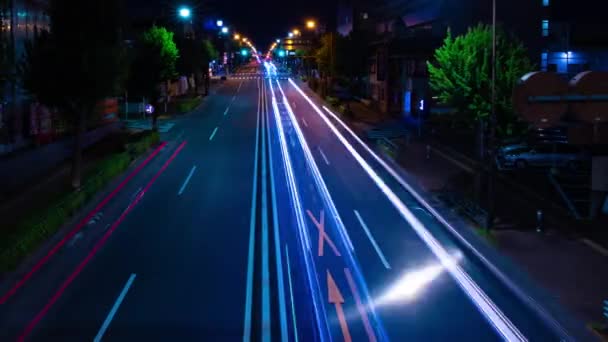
<box><xmin>124</xmin><ymin>120</ymin><xmax>175</xmax><ymax>133</ymax></box>
<box><xmin>231</xmin><ymin>75</ymin><xmax>289</xmax><ymax>80</ymax></box>
<box><xmin>365</xmin><ymin>125</ymin><xmax>409</xmax><ymax>139</ymax></box>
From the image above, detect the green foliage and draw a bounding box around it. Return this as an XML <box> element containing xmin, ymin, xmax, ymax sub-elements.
<box><xmin>325</xmin><ymin>96</ymin><xmax>339</xmax><ymax>107</ymax></box>
<box><xmin>126</xmin><ymin>130</ymin><xmax>160</xmax><ymax>156</ymax></box>
<box><xmin>20</xmin><ymin>0</ymin><xmax>127</xmax><ymax>115</ymax></box>
<box><xmin>0</xmin><ymin>131</ymin><xmax>159</xmax><ymax>272</ymax></box>
<box><xmin>315</xmin><ymin>31</ymin><xmax>370</xmax><ymax>79</ymax></box>
<box><xmin>19</xmin><ymin>0</ymin><xmax>128</xmax><ymax>188</ymax></box>
<box><xmin>201</xmin><ymin>40</ymin><xmax>219</xmax><ymax>67</ymax></box>
<box><xmin>427</xmin><ymin>25</ymin><xmax>534</xmax><ymax>136</ymax></box>
<box><xmin>128</xmin><ymin>26</ymin><xmax>179</xmax><ymax>100</ymax></box>
<box><xmin>176</xmin><ymin>97</ymin><xmax>202</xmax><ymax>113</ymax></box>
<box><xmin>142</xmin><ymin>26</ymin><xmax>179</xmax><ymax>80</ymax></box>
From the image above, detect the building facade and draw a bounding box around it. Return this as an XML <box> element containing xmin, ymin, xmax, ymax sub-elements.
<box><xmin>540</xmin><ymin>0</ymin><xmax>608</xmax><ymax>77</ymax></box>
<box><xmin>337</xmin><ymin>0</ymin><xmax>553</xmax><ymax>117</ymax></box>
<box><xmin>1</xmin><ymin>0</ymin><xmax>50</xmax><ymax>153</ymax></box>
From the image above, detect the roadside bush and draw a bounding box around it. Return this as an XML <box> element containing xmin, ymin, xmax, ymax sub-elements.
<box><xmin>126</xmin><ymin>131</ymin><xmax>159</xmax><ymax>158</ymax></box>
<box><xmin>0</xmin><ymin>131</ymin><xmax>159</xmax><ymax>273</ymax></box>
<box><xmin>176</xmin><ymin>96</ymin><xmax>202</xmax><ymax>113</ymax></box>
<box><xmin>326</xmin><ymin>96</ymin><xmax>339</xmax><ymax>107</ymax></box>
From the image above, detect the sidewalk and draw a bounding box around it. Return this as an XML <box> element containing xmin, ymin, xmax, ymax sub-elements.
<box><xmin>0</xmin><ymin>132</ymin><xmax>128</xmax><ymax>234</ymax></box>
<box><xmin>0</xmin><ymin>122</ymin><xmax>123</xmax><ymax>203</ymax></box>
<box><xmin>308</xmin><ymin>83</ymin><xmax>608</xmax><ymax>326</ymax></box>
<box><xmin>394</xmin><ymin>140</ymin><xmax>608</xmax><ymax>325</ymax></box>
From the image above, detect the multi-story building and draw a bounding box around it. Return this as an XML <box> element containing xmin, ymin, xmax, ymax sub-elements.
<box><xmin>1</xmin><ymin>0</ymin><xmax>50</xmax><ymax>153</ymax></box>
<box><xmin>540</xmin><ymin>0</ymin><xmax>608</xmax><ymax>77</ymax></box>
<box><xmin>338</xmin><ymin>0</ymin><xmax>556</xmax><ymax>118</ymax></box>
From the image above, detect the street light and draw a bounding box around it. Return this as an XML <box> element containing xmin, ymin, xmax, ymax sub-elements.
<box><xmin>221</xmin><ymin>26</ymin><xmax>229</xmax><ymax>34</ymax></box>
<box><xmin>178</xmin><ymin>7</ymin><xmax>191</xmax><ymax>19</ymax></box>
<box><xmin>276</xmin><ymin>39</ymin><xmax>281</xmax><ymax>43</ymax></box>
<box><xmin>234</xmin><ymin>33</ymin><xmax>241</xmax><ymax>40</ymax></box>
<box><xmin>306</xmin><ymin>20</ymin><xmax>316</xmax><ymax>29</ymax></box>
<box><xmin>288</xmin><ymin>32</ymin><xmax>294</xmax><ymax>38</ymax></box>
<box><xmin>293</xmin><ymin>29</ymin><xmax>301</xmax><ymax>36</ymax></box>
<box><xmin>216</xmin><ymin>19</ymin><xmax>224</xmax><ymax>27</ymax></box>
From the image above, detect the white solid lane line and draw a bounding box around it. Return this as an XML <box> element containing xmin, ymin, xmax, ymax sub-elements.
<box><xmin>224</xmin><ymin>107</ymin><xmax>230</xmax><ymax>116</ymax></box>
<box><xmin>264</xmin><ymin>78</ymin><xmax>289</xmax><ymax>341</ymax></box>
<box><xmin>178</xmin><ymin>166</ymin><xmax>197</xmax><ymax>196</ymax></box>
<box><xmin>289</xmin><ymin>79</ymin><xmax>526</xmax><ymax>342</ymax></box>
<box><xmin>243</xmin><ymin>78</ymin><xmax>261</xmax><ymax>342</ymax></box>
<box><xmin>354</xmin><ymin>210</ymin><xmax>391</xmax><ymax>269</ymax></box>
<box><xmin>260</xmin><ymin>80</ymin><xmax>271</xmax><ymax>342</ymax></box>
<box><xmin>209</xmin><ymin>127</ymin><xmax>219</xmax><ymax>141</ymax></box>
<box><xmin>94</xmin><ymin>274</ymin><xmax>136</xmax><ymax>342</ymax></box>
<box><xmin>318</xmin><ymin>147</ymin><xmax>330</xmax><ymax>165</ymax></box>
<box><xmin>285</xmin><ymin>245</ymin><xmax>299</xmax><ymax>342</ymax></box>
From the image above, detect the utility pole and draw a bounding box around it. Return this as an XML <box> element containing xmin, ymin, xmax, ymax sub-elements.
<box><xmin>487</xmin><ymin>0</ymin><xmax>497</xmax><ymax>230</ymax></box>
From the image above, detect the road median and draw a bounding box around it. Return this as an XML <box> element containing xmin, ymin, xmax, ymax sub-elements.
<box><xmin>0</xmin><ymin>131</ymin><xmax>161</xmax><ymax>275</ymax></box>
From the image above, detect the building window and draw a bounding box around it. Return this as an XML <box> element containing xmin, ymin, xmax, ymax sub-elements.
<box><xmin>541</xmin><ymin>20</ymin><xmax>549</xmax><ymax>37</ymax></box>
<box><xmin>404</xmin><ymin>91</ymin><xmax>412</xmax><ymax>114</ymax></box>
<box><xmin>541</xmin><ymin>52</ymin><xmax>548</xmax><ymax>70</ymax></box>
<box><xmin>543</xmin><ymin>0</ymin><xmax>549</xmax><ymax>6</ymax></box>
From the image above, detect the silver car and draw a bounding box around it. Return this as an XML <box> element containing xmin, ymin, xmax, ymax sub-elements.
<box><xmin>497</xmin><ymin>143</ymin><xmax>589</xmax><ymax>169</ymax></box>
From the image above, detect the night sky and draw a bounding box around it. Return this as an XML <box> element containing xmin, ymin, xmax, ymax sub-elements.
<box><xmin>127</xmin><ymin>0</ymin><xmax>337</xmax><ymax>48</ymax></box>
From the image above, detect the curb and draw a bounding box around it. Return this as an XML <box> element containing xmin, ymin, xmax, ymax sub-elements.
<box><xmin>0</xmin><ymin>141</ymin><xmax>168</xmax><ymax>303</ymax></box>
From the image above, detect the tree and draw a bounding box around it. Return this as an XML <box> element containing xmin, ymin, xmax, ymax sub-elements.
<box><xmin>199</xmin><ymin>39</ymin><xmax>218</xmax><ymax>95</ymax></box>
<box><xmin>427</xmin><ymin>24</ymin><xmax>534</xmax><ymax>138</ymax></box>
<box><xmin>20</xmin><ymin>0</ymin><xmax>127</xmax><ymax>189</ymax></box>
<box><xmin>315</xmin><ymin>32</ymin><xmax>370</xmax><ymax>96</ymax></box>
<box><xmin>178</xmin><ymin>37</ymin><xmax>217</xmax><ymax>95</ymax></box>
<box><xmin>127</xmin><ymin>26</ymin><xmax>178</xmax><ymax>128</ymax></box>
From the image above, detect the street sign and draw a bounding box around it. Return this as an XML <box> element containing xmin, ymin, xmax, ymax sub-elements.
<box><xmin>604</xmin><ymin>300</ymin><xmax>608</xmax><ymax>320</ymax></box>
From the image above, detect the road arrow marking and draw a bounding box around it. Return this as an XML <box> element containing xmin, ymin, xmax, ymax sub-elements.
<box><xmin>328</xmin><ymin>270</ymin><xmax>352</xmax><ymax>342</ymax></box>
<box><xmin>307</xmin><ymin>210</ymin><xmax>341</xmax><ymax>257</ymax></box>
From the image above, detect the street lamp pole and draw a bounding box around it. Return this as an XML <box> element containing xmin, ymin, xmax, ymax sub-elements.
<box><xmin>487</xmin><ymin>0</ymin><xmax>497</xmax><ymax>230</ymax></box>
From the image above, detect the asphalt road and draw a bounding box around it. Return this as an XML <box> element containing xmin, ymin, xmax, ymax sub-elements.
<box><xmin>0</xmin><ymin>63</ymin><xmax>591</xmax><ymax>341</ymax></box>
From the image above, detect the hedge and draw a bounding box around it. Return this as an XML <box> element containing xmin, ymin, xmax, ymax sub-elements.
<box><xmin>0</xmin><ymin>131</ymin><xmax>159</xmax><ymax>273</ymax></box>
<box><xmin>176</xmin><ymin>97</ymin><xmax>202</xmax><ymax>114</ymax></box>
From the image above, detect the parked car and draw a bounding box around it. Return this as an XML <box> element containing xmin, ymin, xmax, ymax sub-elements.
<box><xmin>529</xmin><ymin>127</ymin><xmax>568</xmax><ymax>144</ymax></box>
<box><xmin>497</xmin><ymin>143</ymin><xmax>589</xmax><ymax>170</ymax></box>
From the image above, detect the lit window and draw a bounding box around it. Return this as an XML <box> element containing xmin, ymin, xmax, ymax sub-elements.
<box><xmin>541</xmin><ymin>20</ymin><xmax>549</xmax><ymax>37</ymax></box>
<box><xmin>541</xmin><ymin>52</ymin><xmax>548</xmax><ymax>70</ymax></box>
<box><xmin>543</xmin><ymin>0</ymin><xmax>549</xmax><ymax>6</ymax></box>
